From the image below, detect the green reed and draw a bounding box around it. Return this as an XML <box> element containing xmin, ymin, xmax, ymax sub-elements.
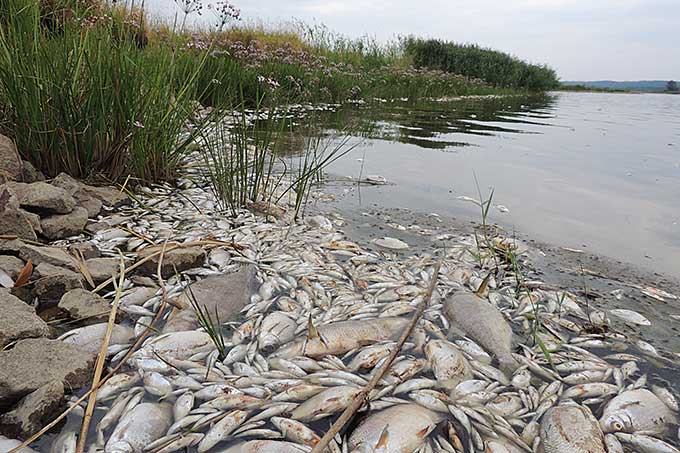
<box><xmin>404</xmin><ymin>38</ymin><xmax>560</xmax><ymax>91</ymax></box>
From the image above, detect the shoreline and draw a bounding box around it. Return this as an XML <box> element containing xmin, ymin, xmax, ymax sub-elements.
<box><xmin>1</xmin><ymin>157</ymin><xmax>679</xmax><ymax>451</ymax></box>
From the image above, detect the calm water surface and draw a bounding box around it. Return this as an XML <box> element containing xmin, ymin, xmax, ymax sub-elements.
<box><xmin>313</xmin><ymin>92</ymin><xmax>680</xmax><ymax>277</ymax></box>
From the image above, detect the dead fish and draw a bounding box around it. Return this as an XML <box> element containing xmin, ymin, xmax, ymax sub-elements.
<box><xmin>258</xmin><ymin>311</ymin><xmax>297</xmax><ymax>352</ymax></box>
<box><xmin>273</xmin><ymin>317</ymin><xmax>409</xmax><ymax>358</ymax></box>
<box><xmin>538</xmin><ymin>404</ymin><xmax>606</xmax><ymax>453</ymax></box>
<box><xmin>0</xmin><ymin>435</ymin><xmax>38</xmax><ymax>453</ymax></box>
<box><xmin>348</xmin><ymin>403</ymin><xmax>442</xmax><ymax>453</ymax></box>
<box><xmin>600</xmin><ymin>389</ymin><xmax>678</xmax><ymax>436</ymax></box>
<box><xmin>614</xmin><ymin>432</ymin><xmax>680</xmax><ymax>453</ymax></box>
<box><xmin>197</xmin><ymin>409</ymin><xmax>249</xmax><ymax>452</ymax></box>
<box><xmin>271</xmin><ymin>417</ymin><xmax>321</xmax><ymax>446</ymax></box>
<box><xmin>443</xmin><ymin>292</ymin><xmax>518</xmax><ymax>373</ymax></box>
<box><xmin>134</xmin><ymin>331</ymin><xmax>214</xmax><ymax>360</ymax></box>
<box><xmin>608</xmin><ymin>309</ymin><xmax>651</xmax><ymax>326</ymax></box>
<box><xmin>105</xmin><ymin>403</ymin><xmax>173</xmax><ymax>453</ymax></box>
<box><xmin>425</xmin><ymin>339</ymin><xmax>471</xmax><ymax>389</ymax></box>
<box><xmin>291</xmin><ymin>386</ymin><xmax>361</xmax><ymax>421</ymax></box>
<box><xmin>215</xmin><ymin>440</ymin><xmax>310</xmax><ymax>453</ymax></box>
<box><xmin>59</xmin><ymin>323</ymin><xmax>134</xmax><ymax>354</ymax></box>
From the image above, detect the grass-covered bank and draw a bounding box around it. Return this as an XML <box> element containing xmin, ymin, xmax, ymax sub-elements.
<box><xmin>0</xmin><ymin>0</ymin><xmax>556</xmax><ymax>191</ymax></box>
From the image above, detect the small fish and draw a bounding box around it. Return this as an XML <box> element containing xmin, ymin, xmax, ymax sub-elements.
<box><xmin>600</xmin><ymin>389</ymin><xmax>678</xmax><ymax>436</ymax></box>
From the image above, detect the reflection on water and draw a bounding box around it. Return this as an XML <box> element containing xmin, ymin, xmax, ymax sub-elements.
<box><xmin>286</xmin><ymin>92</ymin><xmax>680</xmax><ymax>277</ymax></box>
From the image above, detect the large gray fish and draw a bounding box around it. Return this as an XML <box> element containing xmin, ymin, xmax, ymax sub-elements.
<box><xmin>599</xmin><ymin>389</ymin><xmax>678</xmax><ymax>436</ymax></box>
<box><xmin>443</xmin><ymin>292</ymin><xmax>518</xmax><ymax>373</ymax></box>
<box><xmin>348</xmin><ymin>403</ymin><xmax>443</xmax><ymax>453</ymax></box>
<box><xmin>273</xmin><ymin>317</ymin><xmax>409</xmax><ymax>358</ymax></box>
<box><xmin>105</xmin><ymin>403</ymin><xmax>173</xmax><ymax>453</ymax></box>
<box><xmin>538</xmin><ymin>404</ymin><xmax>606</xmax><ymax>453</ymax></box>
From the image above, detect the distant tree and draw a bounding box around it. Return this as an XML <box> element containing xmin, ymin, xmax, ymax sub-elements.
<box><xmin>667</xmin><ymin>80</ymin><xmax>679</xmax><ymax>92</ymax></box>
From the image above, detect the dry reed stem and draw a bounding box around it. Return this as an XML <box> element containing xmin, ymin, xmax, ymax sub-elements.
<box><xmin>311</xmin><ymin>256</ymin><xmax>443</xmax><ymax>453</ymax></box>
<box><xmin>76</xmin><ymin>254</ymin><xmax>127</xmax><ymax>452</ymax></box>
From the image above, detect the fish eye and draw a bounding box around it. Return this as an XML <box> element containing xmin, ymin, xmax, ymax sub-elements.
<box><xmin>612</xmin><ymin>421</ymin><xmax>623</xmax><ymax>431</ymax></box>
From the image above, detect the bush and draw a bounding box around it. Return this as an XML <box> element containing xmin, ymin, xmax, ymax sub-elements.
<box><xmin>404</xmin><ymin>38</ymin><xmax>559</xmax><ymax>91</ymax></box>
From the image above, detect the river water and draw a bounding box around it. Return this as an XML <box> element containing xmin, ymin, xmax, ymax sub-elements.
<box><xmin>307</xmin><ymin>92</ymin><xmax>680</xmax><ymax>278</ymax></box>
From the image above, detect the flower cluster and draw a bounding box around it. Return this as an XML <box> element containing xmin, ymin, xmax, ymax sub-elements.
<box><xmin>208</xmin><ymin>1</ymin><xmax>241</xmax><ymax>29</ymax></box>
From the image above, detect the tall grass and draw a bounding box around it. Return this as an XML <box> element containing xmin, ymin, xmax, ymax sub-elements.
<box><xmin>404</xmin><ymin>38</ymin><xmax>559</xmax><ymax>91</ymax></box>
<box><xmin>0</xmin><ymin>0</ymin><xmax>216</xmax><ymax>182</ymax></box>
<box><xmin>199</xmin><ymin>105</ymin><xmax>358</xmax><ymax>220</ymax></box>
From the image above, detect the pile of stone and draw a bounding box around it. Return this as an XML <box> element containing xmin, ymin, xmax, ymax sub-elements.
<box><xmin>0</xmin><ymin>134</ymin><xmax>134</xmax><ymax>440</ymax></box>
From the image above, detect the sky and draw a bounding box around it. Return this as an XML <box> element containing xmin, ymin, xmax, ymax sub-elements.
<box><xmin>145</xmin><ymin>0</ymin><xmax>680</xmax><ymax>81</ymax></box>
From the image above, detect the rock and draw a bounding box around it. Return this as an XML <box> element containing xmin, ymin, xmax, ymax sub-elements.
<box><xmin>33</xmin><ymin>271</ymin><xmax>83</xmax><ymax>308</ymax></box>
<box><xmin>19</xmin><ymin>209</ymin><xmax>42</xmax><ymax>236</ymax></box>
<box><xmin>0</xmin><ymin>186</ymin><xmax>37</xmax><ymax>241</ymax></box>
<box><xmin>246</xmin><ymin>201</ymin><xmax>286</xmax><ymax>219</ymax></box>
<box><xmin>58</xmin><ymin>288</ymin><xmax>110</xmax><ymax>323</ymax></box>
<box><xmin>0</xmin><ymin>240</ymin><xmax>76</xmax><ymax>270</ymax></box>
<box><xmin>68</xmin><ymin>242</ymin><xmax>100</xmax><ymax>260</ymax></box>
<box><xmin>40</xmin><ymin>206</ymin><xmax>88</xmax><ymax>240</ymax></box>
<box><xmin>163</xmin><ymin>267</ymin><xmax>256</xmax><ymax>332</ymax></box>
<box><xmin>51</xmin><ymin>173</ymin><xmax>103</xmax><ymax>217</ymax></box>
<box><xmin>0</xmin><ymin>338</ymin><xmax>95</xmax><ymax>410</ymax></box>
<box><xmin>0</xmin><ymin>290</ymin><xmax>50</xmax><ymax>348</ymax></box>
<box><xmin>83</xmin><ymin>257</ymin><xmax>119</xmax><ymax>283</ymax></box>
<box><xmin>18</xmin><ymin>161</ymin><xmax>45</xmax><ymax>183</ymax></box>
<box><xmin>7</xmin><ymin>182</ymin><xmax>76</xmax><ymax>214</ymax></box>
<box><xmin>139</xmin><ymin>246</ymin><xmax>206</xmax><ymax>278</ymax></box>
<box><xmin>0</xmin><ymin>256</ymin><xmax>25</xmax><ymax>279</ymax></box>
<box><xmin>85</xmin><ymin>185</ymin><xmax>129</xmax><ymax>208</ymax></box>
<box><xmin>0</xmin><ymin>381</ymin><xmax>64</xmax><ymax>438</ymax></box>
<box><xmin>0</xmin><ymin>134</ymin><xmax>22</xmax><ymax>181</ymax></box>
<box><xmin>34</xmin><ymin>262</ymin><xmax>78</xmax><ymax>279</ymax></box>
<box><xmin>0</xmin><ymin>435</ymin><xmax>38</xmax><ymax>453</ymax></box>
<box><xmin>59</xmin><ymin>323</ymin><xmax>134</xmax><ymax>354</ymax></box>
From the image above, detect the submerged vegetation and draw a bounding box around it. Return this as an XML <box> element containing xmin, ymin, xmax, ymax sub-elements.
<box><xmin>0</xmin><ymin>0</ymin><xmax>559</xmax><ymax>215</ymax></box>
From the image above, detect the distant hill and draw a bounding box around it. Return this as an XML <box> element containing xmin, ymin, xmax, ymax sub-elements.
<box><xmin>561</xmin><ymin>80</ymin><xmax>675</xmax><ymax>92</ymax></box>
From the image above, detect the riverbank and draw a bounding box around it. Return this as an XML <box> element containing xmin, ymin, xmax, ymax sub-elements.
<box><xmin>1</xmin><ymin>137</ymin><xmax>679</xmax><ymax>452</ymax></box>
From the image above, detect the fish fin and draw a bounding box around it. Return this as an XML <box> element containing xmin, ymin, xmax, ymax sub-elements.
<box><xmin>474</xmin><ymin>272</ymin><xmax>492</xmax><ymax>297</ymax></box>
<box><xmin>375</xmin><ymin>425</ymin><xmax>390</xmax><ymax>449</ymax></box>
<box><xmin>307</xmin><ymin>315</ymin><xmax>320</xmax><ymax>340</ymax></box>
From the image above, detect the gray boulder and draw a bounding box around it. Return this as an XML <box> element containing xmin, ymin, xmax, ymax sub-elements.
<box><xmin>8</xmin><ymin>182</ymin><xmax>76</xmax><ymax>214</ymax></box>
<box><xmin>164</xmin><ymin>267</ymin><xmax>256</xmax><ymax>332</ymax></box>
<box><xmin>51</xmin><ymin>173</ymin><xmax>102</xmax><ymax>217</ymax></box>
<box><xmin>0</xmin><ymin>256</ymin><xmax>25</xmax><ymax>279</ymax></box>
<box><xmin>0</xmin><ymin>134</ymin><xmax>22</xmax><ymax>181</ymax></box>
<box><xmin>0</xmin><ymin>381</ymin><xmax>64</xmax><ymax>438</ymax></box>
<box><xmin>83</xmin><ymin>257</ymin><xmax>119</xmax><ymax>283</ymax></box>
<box><xmin>0</xmin><ymin>239</ymin><xmax>76</xmax><ymax>270</ymax></box>
<box><xmin>18</xmin><ymin>161</ymin><xmax>45</xmax><ymax>184</ymax></box>
<box><xmin>58</xmin><ymin>288</ymin><xmax>110</xmax><ymax>323</ymax></box>
<box><xmin>33</xmin><ymin>268</ymin><xmax>83</xmax><ymax>308</ymax></box>
<box><xmin>0</xmin><ymin>338</ymin><xmax>95</xmax><ymax>410</ymax></box>
<box><xmin>40</xmin><ymin>206</ymin><xmax>88</xmax><ymax>240</ymax></box>
<box><xmin>139</xmin><ymin>246</ymin><xmax>206</xmax><ymax>278</ymax></box>
<box><xmin>0</xmin><ymin>186</ymin><xmax>37</xmax><ymax>241</ymax></box>
<box><xmin>0</xmin><ymin>290</ymin><xmax>50</xmax><ymax>348</ymax></box>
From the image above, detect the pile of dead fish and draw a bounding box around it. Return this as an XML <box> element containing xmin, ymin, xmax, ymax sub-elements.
<box><xmin>41</xmin><ymin>175</ymin><xmax>680</xmax><ymax>453</ymax></box>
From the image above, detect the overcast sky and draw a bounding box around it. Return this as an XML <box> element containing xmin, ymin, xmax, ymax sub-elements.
<box><xmin>145</xmin><ymin>0</ymin><xmax>679</xmax><ymax>81</ymax></box>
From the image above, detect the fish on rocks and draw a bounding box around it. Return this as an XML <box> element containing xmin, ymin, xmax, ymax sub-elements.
<box><xmin>348</xmin><ymin>403</ymin><xmax>442</xmax><ymax>452</ymax></box>
<box><xmin>216</xmin><ymin>440</ymin><xmax>310</xmax><ymax>453</ymax></box>
<box><xmin>443</xmin><ymin>292</ymin><xmax>518</xmax><ymax>373</ymax></box>
<box><xmin>599</xmin><ymin>389</ymin><xmax>678</xmax><ymax>436</ymax></box>
<box><xmin>273</xmin><ymin>317</ymin><xmax>409</xmax><ymax>358</ymax></box>
<box><xmin>538</xmin><ymin>404</ymin><xmax>606</xmax><ymax>453</ymax></box>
